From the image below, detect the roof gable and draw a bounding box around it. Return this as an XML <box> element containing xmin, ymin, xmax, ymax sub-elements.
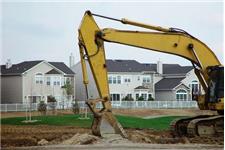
<box><xmin>46</xmin><ymin>69</ymin><xmax>61</xmax><ymax>74</ymax></box>
<box><xmin>1</xmin><ymin>60</ymin><xmax>75</xmax><ymax>76</ymax></box>
<box><xmin>155</xmin><ymin>77</ymin><xmax>185</xmax><ymax>91</ymax></box>
<box><xmin>1</xmin><ymin>60</ymin><xmax>43</xmax><ymax>75</ymax></box>
<box><xmin>49</xmin><ymin>62</ymin><xmax>75</xmax><ymax>75</ymax></box>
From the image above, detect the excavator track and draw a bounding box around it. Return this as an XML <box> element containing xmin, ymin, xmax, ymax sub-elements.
<box><xmin>170</xmin><ymin>115</ymin><xmax>224</xmax><ymax>137</ymax></box>
<box><xmin>187</xmin><ymin>115</ymin><xmax>224</xmax><ymax>137</ymax></box>
<box><xmin>170</xmin><ymin>115</ymin><xmax>210</xmax><ymax>137</ymax></box>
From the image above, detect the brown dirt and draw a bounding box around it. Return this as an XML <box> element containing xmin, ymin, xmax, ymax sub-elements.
<box><xmin>1</xmin><ymin>109</ymin><xmax>222</xmax><ymax>148</ymax></box>
<box><xmin>1</xmin><ymin>125</ymin><xmax>90</xmax><ymax>148</ymax></box>
<box><xmin>112</xmin><ymin>108</ymin><xmax>217</xmax><ymax>117</ymax></box>
<box><xmin>1</xmin><ymin>108</ymin><xmax>217</xmax><ymax>119</ymax></box>
<box><xmin>1</xmin><ymin>125</ymin><xmax>223</xmax><ymax>148</ymax></box>
<box><xmin>1</xmin><ymin>110</ymin><xmax>73</xmax><ymax>118</ymax></box>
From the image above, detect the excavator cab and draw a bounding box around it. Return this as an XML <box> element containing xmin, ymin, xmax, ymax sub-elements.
<box><xmin>208</xmin><ymin>66</ymin><xmax>224</xmax><ymax>102</ymax></box>
<box><xmin>207</xmin><ymin>66</ymin><xmax>224</xmax><ymax>114</ymax></box>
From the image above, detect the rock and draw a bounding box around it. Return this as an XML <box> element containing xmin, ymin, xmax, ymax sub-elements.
<box><xmin>79</xmin><ymin>133</ymin><xmax>99</xmax><ymax>145</ymax></box>
<box><xmin>61</xmin><ymin>133</ymin><xmax>100</xmax><ymax>145</ymax></box>
<box><xmin>38</xmin><ymin>139</ymin><xmax>48</xmax><ymax>146</ymax></box>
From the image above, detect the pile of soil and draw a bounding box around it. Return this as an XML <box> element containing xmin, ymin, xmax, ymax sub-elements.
<box><xmin>1</xmin><ymin>125</ymin><xmax>90</xmax><ymax>147</ymax></box>
<box><xmin>1</xmin><ymin>125</ymin><xmax>223</xmax><ymax>148</ymax></box>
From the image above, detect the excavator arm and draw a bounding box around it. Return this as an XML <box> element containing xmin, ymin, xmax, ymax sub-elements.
<box><xmin>78</xmin><ymin>11</ymin><xmax>223</xmax><ymax>138</ymax></box>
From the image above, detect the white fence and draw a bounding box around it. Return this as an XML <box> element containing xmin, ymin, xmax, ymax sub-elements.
<box><xmin>0</xmin><ymin>101</ymin><xmax>198</xmax><ymax>112</ymax></box>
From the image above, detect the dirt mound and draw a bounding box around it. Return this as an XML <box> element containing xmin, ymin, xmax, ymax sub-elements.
<box><xmin>1</xmin><ymin>125</ymin><xmax>90</xmax><ymax>147</ymax></box>
<box><xmin>62</xmin><ymin>133</ymin><xmax>100</xmax><ymax>145</ymax></box>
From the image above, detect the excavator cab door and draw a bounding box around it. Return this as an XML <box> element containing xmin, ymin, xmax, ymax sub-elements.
<box><xmin>208</xmin><ymin>66</ymin><xmax>224</xmax><ymax>103</ymax></box>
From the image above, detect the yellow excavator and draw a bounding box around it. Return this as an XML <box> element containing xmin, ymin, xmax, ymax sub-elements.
<box><xmin>78</xmin><ymin>11</ymin><xmax>224</xmax><ymax>138</ymax></box>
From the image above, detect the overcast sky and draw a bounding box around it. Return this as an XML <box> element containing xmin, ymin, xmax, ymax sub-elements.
<box><xmin>1</xmin><ymin>1</ymin><xmax>224</xmax><ymax>66</ymax></box>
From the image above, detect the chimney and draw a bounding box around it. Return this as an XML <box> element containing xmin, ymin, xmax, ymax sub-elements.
<box><xmin>6</xmin><ymin>59</ymin><xmax>12</xmax><ymax>69</ymax></box>
<box><xmin>69</xmin><ymin>53</ymin><xmax>74</xmax><ymax>68</ymax></box>
<box><xmin>157</xmin><ymin>60</ymin><xmax>163</xmax><ymax>74</ymax></box>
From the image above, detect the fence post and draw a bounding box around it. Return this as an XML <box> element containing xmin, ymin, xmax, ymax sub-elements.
<box><xmin>5</xmin><ymin>104</ymin><xmax>7</xmax><ymax>112</ymax></box>
<box><xmin>16</xmin><ymin>104</ymin><xmax>17</xmax><ymax>112</ymax></box>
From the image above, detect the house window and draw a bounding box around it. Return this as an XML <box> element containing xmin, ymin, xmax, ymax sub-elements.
<box><xmin>124</xmin><ymin>77</ymin><xmax>131</xmax><ymax>83</ymax></box>
<box><xmin>148</xmin><ymin>94</ymin><xmax>152</xmax><ymax>99</ymax></box>
<box><xmin>117</xmin><ymin>76</ymin><xmax>121</xmax><ymax>84</ymax></box>
<box><xmin>136</xmin><ymin>93</ymin><xmax>139</xmax><ymax>100</ymax></box>
<box><xmin>127</xmin><ymin>94</ymin><xmax>132</xmax><ymax>99</ymax></box>
<box><xmin>143</xmin><ymin>76</ymin><xmax>151</xmax><ymax>83</ymax></box>
<box><xmin>108</xmin><ymin>76</ymin><xmax>112</xmax><ymax>84</ymax></box>
<box><xmin>53</xmin><ymin>76</ymin><xmax>61</xmax><ymax>86</ymax></box>
<box><xmin>108</xmin><ymin>75</ymin><xmax>121</xmax><ymax>84</ymax></box>
<box><xmin>113</xmin><ymin>76</ymin><xmax>117</xmax><ymax>84</ymax></box>
<box><xmin>35</xmin><ymin>73</ymin><xmax>44</xmax><ymax>84</ymax></box>
<box><xmin>176</xmin><ymin>89</ymin><xmax>187</xmax><ymax>101</ymax></box>
<box><xmin>110</xmin><ymin>94</ymin><xmax>120</xmax><ymax>101</ymax></box>
<box><xmin>28</xmin><ymin>96</ymin><xmax>41</xmax><ymax>103</ymax></box>
<box><xmin>190</xmin><ymin>80</ymin><xmax>199</xmax><ymax>94</ymax></box>
<box><xmin>46</xmin><ymin>77</ymin><xmax>51</xmax><ymax>85</ymax></box>
<box><xmin>141</xmin><ymin>93</ymin><xmax>147</xmax><ymax>100</ymax></box>
<box><xmin>137</xmin><ymin>76</ymin><xmax>140</xmax><ymax>81</ymax></box>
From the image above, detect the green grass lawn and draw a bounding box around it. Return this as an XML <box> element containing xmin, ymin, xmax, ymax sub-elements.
<box><xmin>1</xmin><ymin>114</ymin><xmax>185</xmax><ymax>130</ymax></box>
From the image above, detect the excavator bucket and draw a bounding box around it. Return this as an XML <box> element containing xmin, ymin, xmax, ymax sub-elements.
<box><xmin>78</xmin><ymin>11</ymin><xmax>127</xmax><ymax>138</ymax></box>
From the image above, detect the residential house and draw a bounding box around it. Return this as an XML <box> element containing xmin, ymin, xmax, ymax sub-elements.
<box><xmin>1</xmin><ymin>60</ymin><xmax>75</xmax><ymax>104</ymax></box>
<box><xmin>72</xmin><ymin>59</ymin><xmax>202</xmax><ymax>102</ymax></box>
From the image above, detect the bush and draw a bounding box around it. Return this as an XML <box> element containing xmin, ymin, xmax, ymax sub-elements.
<box><xmin>47</xmin><ymin>95</ymin><xmax>57</xmax><ymax>103</ymax></box>
<box><xmin>148</xmin><ymin>95</ymin><xmax>154</xmax><ymax>101</ymax></box>
<box><xmin>122</xmin><ymin>95</ymin><xmax>134</xmax><ymax>101</ymax></box>
<box><xmin>38</xmin><ymin>101</ymin><xmax>47</xmax><ymax>116</ymax></box>
<box><xmin>72</xmin><ymin>100</ymin><xmax>79</xmax><ymax>114</ymax></box>
<box><xmin>137</xmin><ymin>96</ymin><xmax>144</xmax><ymax>101</ymax></box>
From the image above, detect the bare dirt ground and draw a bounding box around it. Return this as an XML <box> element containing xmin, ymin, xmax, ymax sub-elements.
<box><xmin>1</xmin><ymin>125</ymin><xmax>224</xmax><ymax>148</ymax></box>
<box><xmin>1</xmin><ymin>108</ymin><xmax>217</xmax><ymax>119</ymax></box>
<box><xmin>1</xmin><ymin>109</ymin><xmax>223</xmax><ymax>148</ymax></box>
<box><xmin>112</xmin><ymin>108</ymin><xmax>217</xmax><ymax>117</ymax></box>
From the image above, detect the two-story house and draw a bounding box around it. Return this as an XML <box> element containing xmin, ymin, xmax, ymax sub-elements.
<box><xmin>72</xmin><ymin>59</ymin><xmax>202</xmax><ymax>102</ymax></box>
<box><xmin>1</xmin><ymin>60</ymin><xmax>75</xmax><ymax>104</ymax></box>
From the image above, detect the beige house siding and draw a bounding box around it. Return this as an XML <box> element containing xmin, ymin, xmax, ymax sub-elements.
<box><xmin>155</xmin><ymin>90</ymin><xmax>175</xmax><ymax>101</ymax></box>
<box><xmin>72</xmin><ymin>62</ymin><xmax>155</xmax><ymax>101</ymax></box>
<box><xmin>1</xmin><ymin>76</ymin><xmax>23</xmax><ymax>103</ymax></box>
<box><xmin>155</xmin><ymin>84</ymin><xmax>190</xmax><ymax>101</ymax></box>
<box><xmin>1</xmin><ymin>61</ymin><xmax>75</xmax><ymax>104</ymax></box>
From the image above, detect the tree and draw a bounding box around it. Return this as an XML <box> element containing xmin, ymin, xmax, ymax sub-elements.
<box><xmin>38</xmin><ymin>101</ymin><xmax>47</xmax><ymax>116</ymax></box>
<box><xmin>61</xmin><ymin>78</ymin><xmax>73</xmax><ymax>96</ymax></box>
<box><xmin>61</xmin><ymin>78</ymin><xmax>73</xmax><ymax>109</ymax></box>
<box><xmin>137</xmin><ymin>96</ymin><xmax>144</xmax><ymax>101</ymax></box>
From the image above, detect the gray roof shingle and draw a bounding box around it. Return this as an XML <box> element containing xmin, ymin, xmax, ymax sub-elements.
<box><xmin>49</xmin><ymin>62</ymin><xmax>74</xmax><ymax>75</ymax></box>
<box><xmin>1</xmin><ymin>60</ymin><xmax>74</xmax><ymax>75</ymax></box>
<box><xmin>1</xmin><ymin>60</ymin><xmax>43</xmax><ymax>75</ymax></box>
<box><xmin>155</xmin><ymin>78</ymin><xmax>185</xmax><ymax>91</ymax></box>
<box><xmin>106</xmin><ymin>59</ymin><xmax>193</xmax><ymax>74</ymax></box>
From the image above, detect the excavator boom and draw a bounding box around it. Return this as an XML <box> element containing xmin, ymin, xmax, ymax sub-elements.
<box><xmin>78</xmin><ymin>11</ymin><xmax>223</xmax><ymax>138</ymax></box>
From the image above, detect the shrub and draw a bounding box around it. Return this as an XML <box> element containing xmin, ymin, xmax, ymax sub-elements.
<box><xmin>122</xmin><ymin>95</ymin><xmax>134</xmax><ymax>101</ymax></box>
<box><xmin>137</xmin><ymin>96</ymin><xmax>144</xmax><ymax>101</ymax></box>
<box><xmin>72</xmin><ymin>100</ymin><xmax>79</xmax><ymax>114</ymax></box>
<box><xmin>148</xmin><ymin>95</ymin><xmax>154</xmax><ymax>101</ymax></box>
<box><xmin>38</xmin><ymin>101</ymin><xmax>47</xmax><ymax>116</ymax></box>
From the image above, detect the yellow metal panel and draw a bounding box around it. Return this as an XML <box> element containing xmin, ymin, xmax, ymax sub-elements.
<box><xmin>79</xmin><ymin>12</ymin><xmax>111</xmax><ymax>109</ymax></box>
<box><xmin>101</xmin><ymin>28</ymin><xmax>221</xmax><ymax>84</ymax></box>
